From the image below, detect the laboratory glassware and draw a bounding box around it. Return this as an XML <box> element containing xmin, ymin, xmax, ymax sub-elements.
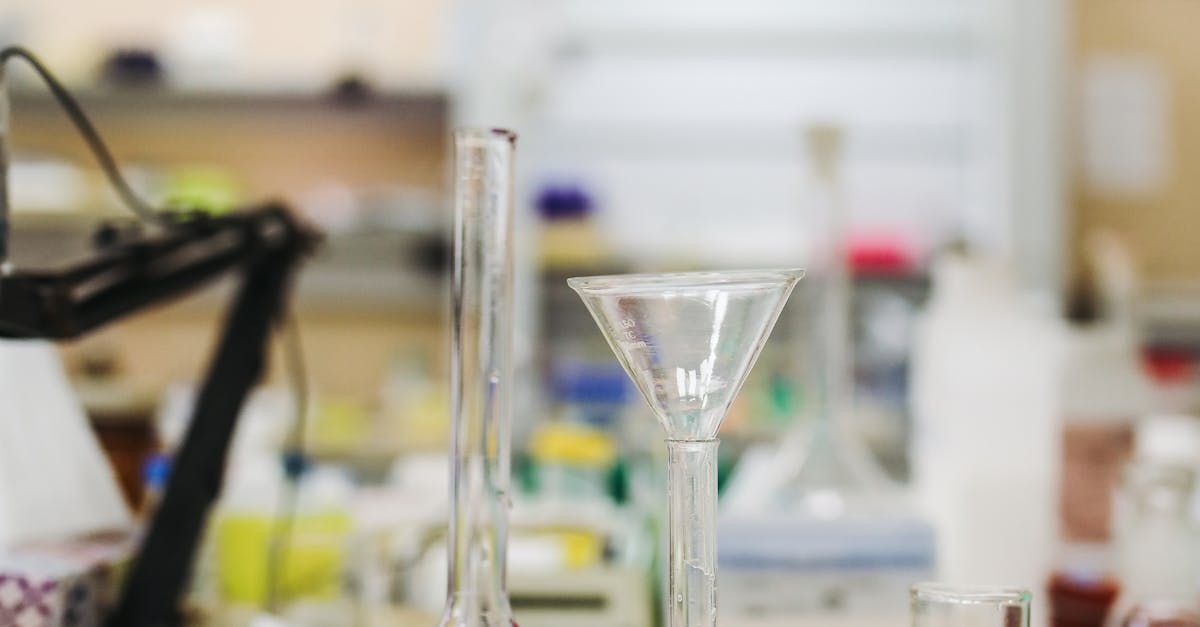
<box><xmin>569</xmin><ymin>269</ymin><xmax>801</xmax><ymax>627</ymax></box>
<box><xmin>773</xmin><ymin>124</ymin><xmax>895</xmax><ymax>515</ymax></box>
<box><xmin>439</xmin><ymin>128</ymin><xmax>518</xmax><ymax>627</ymax></box>
<box><xmin>1112</xmin><ymin>460</ymin><xmax>1200</xmax><ymax>627</ymax></box>
<box><xmin>911</xmin><ymin>583</ymin><xmax>1032</xmax><ymax>627</ymax></box>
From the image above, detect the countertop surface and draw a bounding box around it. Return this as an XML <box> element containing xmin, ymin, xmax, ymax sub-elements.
<box><xmin>212</xmin><ymin>605</ymin><xmax>899</xmax><ymax>626</ymax></box>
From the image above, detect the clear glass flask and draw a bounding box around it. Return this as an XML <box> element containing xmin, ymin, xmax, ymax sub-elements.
<box><xmin>439</xmin><ymin>128</ymin><xmax>518</xmax><ymax>627</ymax></box>
<box><xmin>569</xmin><ymin>269</ymin><xmax>801</xmax><ymax>627</ymax></box>
<box><xmin>773</xmin><ymin>124</ymin><xmax>895</xmax><ymax>515</ymax></box>
<box><xmin>911</xmin><ymin>583</ymin><xmax>1032</xmax><ymax>627</ymax></box>
<box><xmin>1111</xmin><ymin>460</ymin><xmax>1200</xmax><ymax>627</ymax></box>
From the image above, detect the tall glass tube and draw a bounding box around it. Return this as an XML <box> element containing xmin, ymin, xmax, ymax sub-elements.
<box><xmin>911</xmin><ymin>583</ymin><xmax>1031</xmax><ymax>627</ymax></box>
<box><xmin>440</xmin><ymin>128</ymin><xmax>518</xmax><ymax>627</ymax></box>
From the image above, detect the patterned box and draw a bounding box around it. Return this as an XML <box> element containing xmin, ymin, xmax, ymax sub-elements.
<box><xmin>0</xmin><ymin>535</ymin><xmax>130</xmax><ymax>627</ymax></box>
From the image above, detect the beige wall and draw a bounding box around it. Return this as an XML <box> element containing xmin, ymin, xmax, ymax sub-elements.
<box><xmin>1</xmin><ymin>0</ymin><xmax>448</xmax><ymax>88</ymax></box>
<box><xmin>1073</xmin><ymin>0</ymin><xmax>1200</xmax><ymax>282</ymax></box>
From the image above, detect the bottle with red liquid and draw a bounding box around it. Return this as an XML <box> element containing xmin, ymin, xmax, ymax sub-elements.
<box><xmin>1048</xmin><ymin>551</ymin><xmax>1121</xmax><ymax>627</ymax></box>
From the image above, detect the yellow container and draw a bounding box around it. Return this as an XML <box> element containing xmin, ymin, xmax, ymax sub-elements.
<box><xmin>214</xmin><ymin>510</ymin><xmax>351</xmax><ymax>605</ymax></box>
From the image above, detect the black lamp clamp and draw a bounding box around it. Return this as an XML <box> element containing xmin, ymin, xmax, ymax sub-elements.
<box><xmin>0</xmin><ymin>46</ymin><xmax>322</xmax><ymax>626</ymax></box>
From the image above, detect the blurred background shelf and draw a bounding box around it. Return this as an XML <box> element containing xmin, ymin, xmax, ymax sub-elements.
<box><xmin>8</xmin><ymin>210</ymin><xmax>448</xmax><ymax>314</ymax></box>
<box><xmin>1142</xmin><ymin>280</ymin><xmax>1200</xmax><ymax>348</ymax></box>
<box><xmin>7</xmin><ymin>86</ymin><xmax>449</xmax><ymax>203</ymax></box>
<box><xmin>9</xmin><ymin>86</ymin><xmax>446</xmax><ymax>112</ymax></box>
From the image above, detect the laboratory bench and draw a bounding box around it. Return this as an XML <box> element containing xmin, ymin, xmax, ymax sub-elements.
<box><xmin>208</xmin><ymin>606</ymin><xmax>895</xmax><ymax>627</ymax></box>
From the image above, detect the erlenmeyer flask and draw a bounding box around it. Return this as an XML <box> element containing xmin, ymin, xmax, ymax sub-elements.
<box><xmin>439</xmin><ymin>128</ymin><xmax>518</xmax><ymax>627</ymax></box>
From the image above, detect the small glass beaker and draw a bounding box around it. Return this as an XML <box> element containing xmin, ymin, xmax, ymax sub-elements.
<box><xmin>911</xmin><ymin>583</ymin><xmax>1032</xmax><ymax>627</ymax></box>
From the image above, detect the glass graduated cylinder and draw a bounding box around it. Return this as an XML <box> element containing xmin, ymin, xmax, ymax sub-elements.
<box><xmin>439</xmin><ymin>127</ymin><xmax>518</xmax><ymax>627</ymax></box>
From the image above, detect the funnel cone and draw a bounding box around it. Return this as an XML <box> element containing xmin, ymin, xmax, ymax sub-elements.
<box><xmin>569</xmin><ymin>269</ymin><xmax>801</xmax><ymax>441</ymax></box>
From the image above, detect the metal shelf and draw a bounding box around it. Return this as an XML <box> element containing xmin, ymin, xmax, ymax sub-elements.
<box><xmin>6</xmin><ymin>212</ymin><xmax>448</xmax><ymax>314</ymax></box>
<box><xmin>1141</xmin><ymin>280</ymin><xmax>1200</xmax><ymax>348</ymax></box>
<box><xmin>9</xmin><ymin>85</ymin><xmax>448</xmax><ymax>126</ymax></box>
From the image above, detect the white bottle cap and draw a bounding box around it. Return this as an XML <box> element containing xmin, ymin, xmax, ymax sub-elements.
<box><xmin>1135</xmin><ymin>414</ymin><xmax>1200</xmax><ymax>465</ymax></box>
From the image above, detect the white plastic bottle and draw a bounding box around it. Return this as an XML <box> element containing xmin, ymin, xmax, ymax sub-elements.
<box><xmin>911</xmin><ymin>252</ymin><xmax>1063</xmax><ymax>625</ymax></box>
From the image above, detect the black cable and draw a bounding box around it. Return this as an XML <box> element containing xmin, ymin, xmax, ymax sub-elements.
<box><xmin>282</xmin><ymin>316</ymin><xmax>309</xmax><ymax>464</ymax></box>
<box><xmin>0</xmin><ymin>46</ymin><xmax>161</xmax><ymax>221</ymax></box>
<box><xmin>265</xmin><ymin>313</ymin><xmax>310</xmax><ymax>612</ymax></box>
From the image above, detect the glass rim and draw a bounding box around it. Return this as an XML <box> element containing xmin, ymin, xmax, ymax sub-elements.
<box><xmin>454</xmin><ymin>127</ymin><xmax>518</xmax><ymax>145</ymax></box>
<box><xmin>911</xmin><ymin>582</ymin><xmax>1032</xmax><ymax>606</ymax></box>
<box><xmin>567</xmin><ymin>268</ymin><xmax>804</xmax><ymax>295</ymax></box>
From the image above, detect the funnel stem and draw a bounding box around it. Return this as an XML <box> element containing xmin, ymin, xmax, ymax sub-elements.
<box><xmin>666</xmin><ymin>439</ymin><xmax>719</xmax><ymax>627</ymax></box>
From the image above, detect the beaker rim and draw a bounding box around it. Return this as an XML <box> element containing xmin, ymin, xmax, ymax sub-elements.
<box><xmin>454</xmin><ymin>127</ymin><xmax>518</xmax><ymax>144</ymax></box>
<box><xmin>567</xmin><ymin>268</ymin><xmax>804</xmax><ymax>295</ymax></box>
<box><xmin>911</xmin><ymin>582</ymin><xmax>1032</xmax><ymax>606</ymax></box>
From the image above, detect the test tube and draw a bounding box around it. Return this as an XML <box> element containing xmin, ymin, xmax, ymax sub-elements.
<box><xmin>439</xmin><ymin>128</ymin><xmax>518</xmax><ymax>627</ymax></box>
<box><xmin>911</xmin><ymin>583</ymin><xmax>1032</xmax><ymax>627</ymax></box>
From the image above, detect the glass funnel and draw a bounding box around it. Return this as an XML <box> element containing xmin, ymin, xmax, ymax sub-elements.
<box><xmin>569</xmin><ymin>269</ymin><xmax>801</xmax><ymax>627</ymax></box>
<box><xmin>439</xmin><ymin>128</ymin><xmax>518</xmax><ymax>627</ymax></box>
<box><xmin>911</xmin><ymin>583</ymin><xmax>1032</xmax><ymax>627</ymax></box>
